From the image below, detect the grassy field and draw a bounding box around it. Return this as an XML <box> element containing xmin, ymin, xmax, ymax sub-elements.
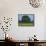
<box><xmin>18</xmin><ymin>22</ymin><xmax>34</xmax><ymax>26</ymax></box>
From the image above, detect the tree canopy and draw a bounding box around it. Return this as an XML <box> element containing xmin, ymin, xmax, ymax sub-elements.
<box><xmin>22</xmin><ymin>15</ymin><xmax>30</xmax><ymax>23</ymax></box>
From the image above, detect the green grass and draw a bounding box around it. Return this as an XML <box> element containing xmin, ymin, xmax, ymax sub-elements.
<box><xmin>18</xmin><ymin>22</ymin><xmax>34</xmax><ymax>26</ymax></box>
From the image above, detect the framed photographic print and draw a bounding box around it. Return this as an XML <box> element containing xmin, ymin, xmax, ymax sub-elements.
<box><xmin>18</xmin><ymin>14</ymin><xmax>35</xmax><ymax>26</ymax></box>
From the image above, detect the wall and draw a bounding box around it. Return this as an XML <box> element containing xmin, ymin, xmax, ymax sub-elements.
<box><xmin>0</xmin><ymin>0</ymin><xmax>46</xmax><ymax>40</ymax></box>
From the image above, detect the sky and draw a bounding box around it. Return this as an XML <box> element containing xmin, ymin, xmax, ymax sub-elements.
<box><xmin>18</xmin><ymin>14</ymin><xmax>34</xmax><ymax>21</ymax></box>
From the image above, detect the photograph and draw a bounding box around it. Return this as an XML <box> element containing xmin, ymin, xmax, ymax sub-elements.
<box><xmin>18</xmin><ymin>14</ymin><xmax>34</xmax><ymax>26</ymax></box>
